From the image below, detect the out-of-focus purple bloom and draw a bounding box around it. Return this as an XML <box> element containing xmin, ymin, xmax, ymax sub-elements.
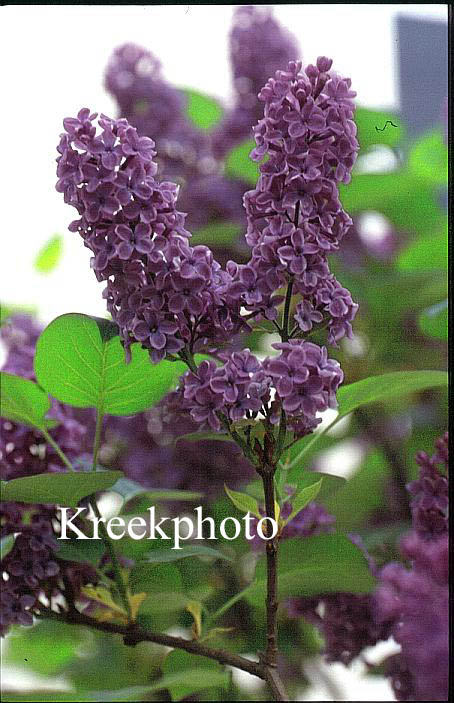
<box><xmin>375</xmin><ymin>532</ymin><xmax>448</xmax><ymax>701</ymax></box>
<box><xmin>212</xmin><ymin>6</ymin><xmax>300</xmax><ymax>157</ymax></box>
<box><xmin>406</xmin><ymin>431</ymin><xmax>448</xmax><ymax>539</ymax></box>
<box><xmin>373</xmin><ymin>434</ymin><xmax>449</xmax><ymax>700</ymax></box>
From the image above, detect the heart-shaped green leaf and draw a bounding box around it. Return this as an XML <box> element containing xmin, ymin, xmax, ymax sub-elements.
<box><xmin>34</xmin><ymin>313</ymin><xmax>188</xmax><ymax>416</ymax></box>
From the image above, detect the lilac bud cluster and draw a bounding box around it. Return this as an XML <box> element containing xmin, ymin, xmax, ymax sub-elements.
<box><xmin>212</xmin><ymin>5</ymin><xmax>300</xmax><ymax>157</ymax></box>
<box><xmin>56</xmin><ymin>110</ymin><xmax>245</xmax><ymax>361</ymax></box>
<box><xmin>374</xmin><ymin>434</ymin><xmax>449</xmax><ymax>701</ymax></box>
<box><xmin>228</xmin><ymin>58</ymin><xmax>359</xmax><ymax>344</ymax></box>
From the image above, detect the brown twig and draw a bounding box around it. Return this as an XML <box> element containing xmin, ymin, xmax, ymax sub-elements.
<box><xmin>37</xmin><ymin>606</ymin><xmax>289</xmax><ymax>699</ymax></box>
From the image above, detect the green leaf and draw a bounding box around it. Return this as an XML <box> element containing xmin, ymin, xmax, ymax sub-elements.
<box><xmin>337</xmin><ymin>370</ymin><xmax>447</xmax><ymax>417</ymax></box>
<box><xmin>34</xmin><ymin>234</ymin><xmax>63</xmax><ymax>273</ymax></box>
<box><xmin>34</xmin><ymin>313</ymin><xmax>188</xmax><ymax>415</ymax></box>
<box><xmin>246</xmin><ymin>534</ymin><xmax>375</xmax><ymax>606</ymax></box>
<box><xmin>224</xmin><ymin>484</ymin><xmax>261</xmax><ymax>518</ymax></box>
<box><xmin>418</xmin><ymin>300</ymin><xmax>448</xmax><ymax>341</ymax></box>
<box><xmin>397</xmin><ymin>221</ymin><xmax>447</xmax><ymax>272</ymax></box>
<box><xmin>5</xmin><ymin>620</ymin><xmax>87</xmax><ymax>677</ymax></box>
<box><xmin>141</xmin><ymin>545</ymin><xmax>233</xmax><ymax>564</ymax></box>
<box><xmin>284</xmin><ymin>478</ymin><xmax>322</xmax><ymax>525</ymax></box>
<box><xmin>191</xmin><ymin>221</ymin><xmax>242</xmax><ymax>248</ymax></box>
<box><xmin>157</xmin><ymin>668</ymin><xmax>229</xmax><ymax>700</ymax></box>
<box><xmin>129</xmin><ymin>563</ymin><xmax>183</xmax><ymax>595</ymax></box>
<box><xmin>225</xmin><ymin>139</ymin><xmax>260</xmax><ymax>185</ymax></box>
<box><xmin>182</xmin><ymin>88</ymin><xmax>224</xmax><ymax>130</ymax></box>
<box><xmin>355</xmin><ymin>107</ymin><xmax>404</xmax><ymax>152</ymax></box>
<box><xmin>0</xmin><ymin>372</ymin><xmax>58</xmax><ymax>430</ymax></box>
<box><xmin>0</xmin><ymin>470</ymin><xmax>123</xmax><ymax>507</ymax></box>
<box><xmin>163</xmin><ymin>650</ymin><xmax>229</xmax><ymax>701</ymax></box>
<box><xmin>289</xmin><ymin>470</ymin><xmax>346</xmax><ymax>500</ymax></box>
<box><xmin>57</xmin><ymin>539</ymin><xmax>105</xmax><ymax>565</ymax></box>
<box><xmin>110</xmin><ymin>477</ymin><xmax>203</xmax><ymax>504</ymax></box>
<box><xmin>408</xmin><ymin>129</ymin><xmax>448</xmax><ymax>185</ymax></box>
<box><xmin>284</xmin><ymin>370</ymin><xmax>448</xmax><ymax>471</ymax></box>
<box><xmin>1</xmin><ymin>534</ymin><xmax>15</xmax><ymax>559</ymax></box>
<box><xmin>339</xmin><ymin>170</ymin><xmax>444</xmax><ymax>237</ymax></box>
<box><xmin>323</xmin><ymin>450</ymin><xmax>390</xmax><ymax>530</ymax></box>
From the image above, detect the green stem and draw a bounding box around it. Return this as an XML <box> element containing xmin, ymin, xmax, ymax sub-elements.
<box><xmin>281</xmin><ymin>278</ymin><xmax>294</xmax><ymax>343</ymax></box>
<box><xmin>41</xmin><ymin>429</ymin><xmax>76</xmax><ymax>472</ymax></box>
<box><xmin>205</xmin><ymin>582</ymin><xmax>255</xmax><ymax>632</ymax></box>
<box><xmin>274</xmin><ymin>409</ymin><xmax>287</xmax><ymax>463</ymax></box>
<box><xmin>89</xmin><ymin>408</ymin><xmax>132</xmax><ymax>621</ymax></box>
<box><xmin>179</xmin><ymin>347</ymin><xmax>198</xmax><ymax>373</ymax></box>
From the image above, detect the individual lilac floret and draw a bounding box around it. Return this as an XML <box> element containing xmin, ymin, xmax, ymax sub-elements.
<box><xmin>406</xmin><ymin>431</ymin><xmax>448</xmax><ymax>539</ymax></box>
<box><xmin>211</xmin><ymin>5</ymin><xmax>300</xmax><ymax>157</ymax></box>
<box><xmin>56</xmin><ymin>110</ymin><xmax>244</xmax><ymax>361</ymax></box>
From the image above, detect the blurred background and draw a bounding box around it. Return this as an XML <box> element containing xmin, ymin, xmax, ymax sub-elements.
<box><xmin>0</xmin><ymin>4</ymin><xmax>448</xmax><ymax>324</ymax></box>
<box><xmin>0</xmin><ymin>4</ymin><xmax>448</xmax><ymax>702</ymax></box>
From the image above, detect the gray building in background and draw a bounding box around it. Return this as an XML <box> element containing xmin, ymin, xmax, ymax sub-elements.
<box><xmin>396</xmin><ymin>15</ymin><xmax>448</xmax><ymax>138</ymax></box>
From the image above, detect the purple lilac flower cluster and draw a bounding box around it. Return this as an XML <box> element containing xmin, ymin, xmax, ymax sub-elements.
<box><xmin>180</xmin><ymin>352</ymin><xmax>271</xmax><ymax>431</ymax></box>
<box><xmin>0</xmin><ymin>316</ymin><xmax>94</xmax><ymax>637</ymax></box>
<box><xmin>58</xmin><ymin>56</ymin><xmax>355</xmax><ymax>437</ymax></box>
<box><xmin>374</xmin><ymin>434</ymin><xmax>449</xmax><ymax>701</ymax></box>
<box><xmin>286</xmin><ymin>527</ymin><xmax>387</xmax><ymax>664</ymax></box>
<box><xmin>56</xmin><ymin>110</ymin><xmax>246</xmax><ymax>362</ymax></box>
<box><xmin>228</xmin><ymin>58</ymin><xmax>359</xmax><ymax>345</ymax></box>
<box><xmin>211</xmin><ymin>5</ymin><xmax>300</xmax><ymax>158</ymax></box>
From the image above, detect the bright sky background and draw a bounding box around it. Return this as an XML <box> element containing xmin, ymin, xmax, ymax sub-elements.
<box><xmin>0</xmin><ymin>3</ymin><xmax>448</xmax><ymax>326</ymax></box>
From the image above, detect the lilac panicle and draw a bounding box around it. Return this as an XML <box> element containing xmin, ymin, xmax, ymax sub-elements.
<box><xmin>406</xmin><ymin>431</ymin><xmax>448</xmax><ymax>539</ymax></box>
<box><xmin>228</xmin><ymin>58</ymin><xmax>359</xmax><ymax>344</ymax></box>
<box><xmin>104</xmin><ymin>43</ymin><xmax>210</xmax><ymax>183</ymax></box>
<box><xmin>56</xmin><ymin>110</ymin><xmax>245</xmax><ymax>362</ymax></box>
